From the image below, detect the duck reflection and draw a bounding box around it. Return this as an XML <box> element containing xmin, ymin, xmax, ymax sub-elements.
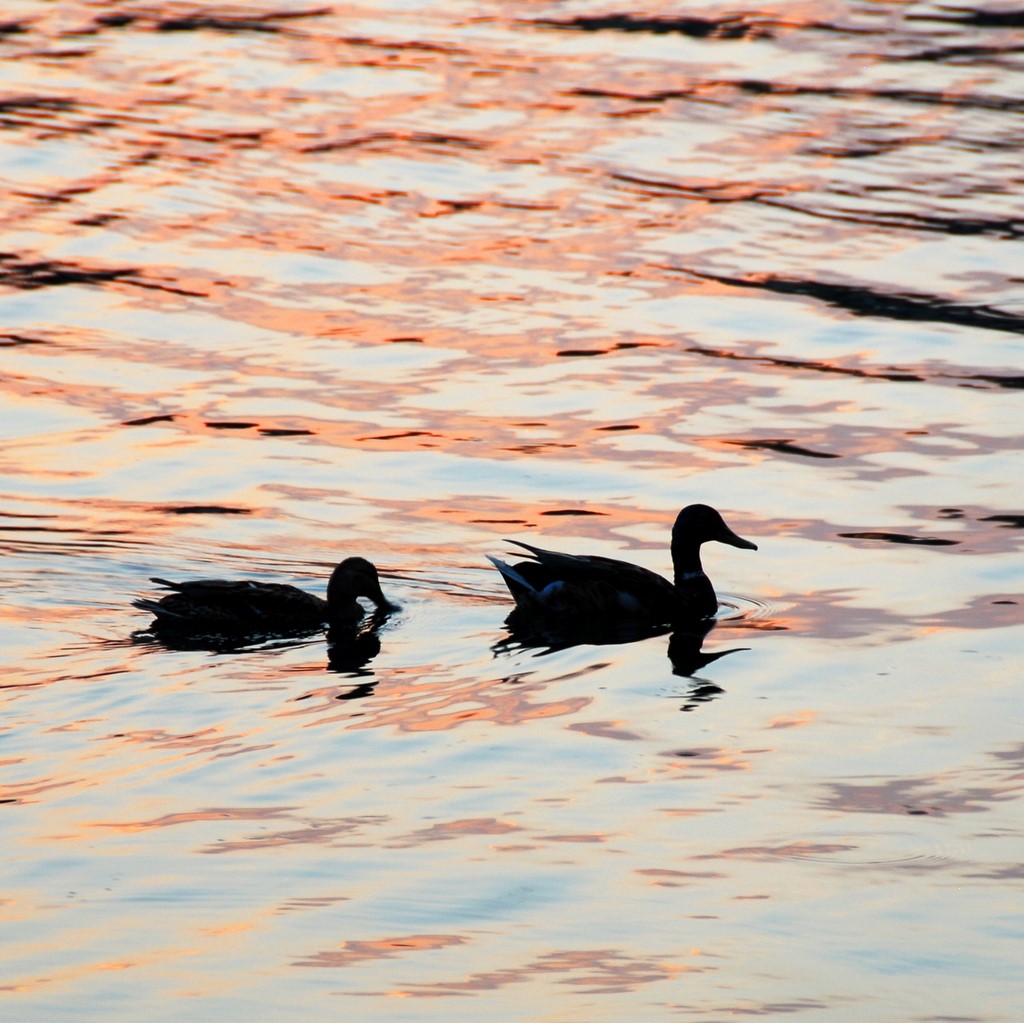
<box><xmin>325</xmin><ymin>609</ymin><xmax>393</xmax><ymax>676</ymax></box>
<box><xmin>493</xmin><ymin>614</ymin><xmax>748</xmax><ymax>688</ymax></box>
<box><xmin>666</xmin><ymin>622</ymin><xmax>753</xmax><ymax>710</ymax></box>
<box><xmin>666</xmin><ymin>620</ymin><xmax>749</xmax><ymax>678</ymax></box>
<box><xmin>131</xmin><ymin>621</ymin><xmax>323</xmax><ymax>654</ymax></box>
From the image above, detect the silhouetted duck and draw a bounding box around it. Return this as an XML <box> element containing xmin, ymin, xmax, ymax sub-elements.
<box><xmin>134</xmin><ymin>556</ymin><xmax>395</xmax><ymax>633</ymax></box>
<box><xmin>488</xmin><ymin>504</ymin><xmax>756</xmax><ymax>627</ymax></box>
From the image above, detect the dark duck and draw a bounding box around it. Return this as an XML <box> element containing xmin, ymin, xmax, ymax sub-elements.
<box><xmin>488</xmin><ymin>504</ymin><xmax>756</xmax><ymax>629</ymax></box>
<box><xmin>133</xmin><ymin>556</ymin><xmax>395</xmax><ymax>634</ymax></box>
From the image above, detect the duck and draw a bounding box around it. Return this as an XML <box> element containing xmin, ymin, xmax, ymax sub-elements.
<box><xmin>488</xmin><ymin>504</ymin><xmax>756</xmax><ymax>628</ymax></box>
<box><xmin>133</xmin><ymin>556</ymin><xmax>395</xmax><ymax>633</ymax></box>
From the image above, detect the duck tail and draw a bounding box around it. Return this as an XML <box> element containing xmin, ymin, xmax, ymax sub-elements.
<box><xmin>132</xmin><ymin>597</ymin><xmax>181</xmax><ymax>620</ymax></box>
<box><xmin>487</xmin><ymin>555</ymin><xmax>538</xmax><ymax>600</ymax></box>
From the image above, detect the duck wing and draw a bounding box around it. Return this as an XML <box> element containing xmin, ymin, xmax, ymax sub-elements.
<box><xmin>142</xmin><ymin>578</ymin><xmax>327</xmax><ymax>626</ymax></box>
<box><xmin>504</xmin><ymin>540</ymin><xmax>676</xmax><ymax>610</ymax></box>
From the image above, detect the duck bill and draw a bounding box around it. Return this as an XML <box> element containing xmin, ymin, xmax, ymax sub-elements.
<box><xmin>366</xmin><ymin>579</ymin><xmax>397</xmax><ymax>611</ymax></box>
<box><xmin>720</xmin><ymin>526</ymin><xmax>758</xmax><ymax>551</ymax></box>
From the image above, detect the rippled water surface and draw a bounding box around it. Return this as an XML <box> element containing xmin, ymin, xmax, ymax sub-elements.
<box><xmin>2</xmin><ymin>1</ymin><xmax>1022</xmax><ymax>1019</ymax></box>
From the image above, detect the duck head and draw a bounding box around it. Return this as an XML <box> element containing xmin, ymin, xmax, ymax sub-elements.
<box><xmin>672</xmin><ymin>504</ymin><xmax>758</xmax><ymax>553</ymax></box>
<box><xmin>326</xmin><ymin>557</ymin><xmax>396</xmax><ymax>622</ymax></box>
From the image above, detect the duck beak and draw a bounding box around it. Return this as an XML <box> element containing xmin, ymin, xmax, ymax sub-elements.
<box><xmin>364</xmin><ymin>575</ymin><xmax>397</xmax><ymax>611</ymax></box>
<box><xmin>720</xmin><ymin>526</ymin><xmax>758</xmax><ymax>551</ymax></box>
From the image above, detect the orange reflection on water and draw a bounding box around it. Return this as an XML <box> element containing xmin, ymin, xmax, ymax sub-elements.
<box><xmin>779</xmin><ymin>587</ymin><xmax>1024</xmax><ymax>641</ymax></box>
<box><xmin>284</xmin><ymin>669</ymin><xmax>593</xmax><ymax>733</ymax></box>
<box><xmin>1</xmin><ymin>957</ymin><xmax>148</xmax><ymax>997</ymax></box>
<box><xmin>295</xmin><ymin>933</ymin><xmax>466</xmax><ymax>968</ymax></box>
<box><xmin>84</xmin><ymin>805</ymin><xmax>388</xmax><ymax>854</ymax></box>
<box><xmin>392</xmin><ymin>817</ymin><xmax>520</xmax><ymax>846</ymax></box>
<box><xmin>412</xmin><ymin>497</ymin><xmax>704</xmax><ymax>541</ymax></box>
<box><xmin>636</xmin><ymin>868</ymin><xmax>726</xmax><ymax>888</ymax></box>
<box><xmin>90</xmin><ymin>805</ymin><xmax>294</xmax><ymax>834</ymax></box>
<box><xmin>203</xmin><ymin>816</ymin><xmax>376</xmax><ymax>854</ymax></box>
<box><xmin>767</xmin><ymin>710</ymin><xmax>817</xmax><ymax>729</ymax></box>
<box><xmin>658</xmin><ymin>746</ymin><xmax>757</xmax><ymax>777</ymax></box>
<box><xmin>102</xmin><ymin>726</ymin><xmax>271</xmax><ymax>765</ymax></box>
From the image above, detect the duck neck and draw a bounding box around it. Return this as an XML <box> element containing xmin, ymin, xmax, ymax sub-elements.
<box><xmin>671</xmin><ymin>541</ymin><xmax>705</xmax><ymax>585</ymax></box>
<box><xmin>671</xmin><ymin>541</ymin><xmax>717</xmax><ymax>618</ymax></box>
<box><xmin>326</xmin><ymin>584</ymin><xmax>362</xmax><ymax>626</ymax></box>
<box><xmin>328</xmin><ymin>603</ymin><xmax>364</xmax><ymax>630</ymax></box>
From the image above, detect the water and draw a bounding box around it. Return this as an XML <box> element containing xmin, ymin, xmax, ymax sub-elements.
<box><xmin>2</xmin><ymin>1</ymin><xmax>1022</xmax><ymax>1020</ymax></box>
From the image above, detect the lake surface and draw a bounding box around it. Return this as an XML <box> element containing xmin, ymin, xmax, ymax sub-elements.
<box><xmin>2</xmin><ymin>1</ymin><xmax>1022</xmax><ymax>1020</ymax></box>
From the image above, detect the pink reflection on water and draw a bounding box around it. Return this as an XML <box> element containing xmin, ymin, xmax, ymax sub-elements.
<box><xmin>294</xmin><ymin>932</ymin><xmax>467</xmax><ymax>969</ymax></box>
<box><xmin>296</xmin><ymin>940</ymin><xmax>709</xmax><ymax>995</ymax></box>
<box><xmin>283</xmin><ymin>667</ymin><xmax>594</xmax><ymax>733</ymax></box>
